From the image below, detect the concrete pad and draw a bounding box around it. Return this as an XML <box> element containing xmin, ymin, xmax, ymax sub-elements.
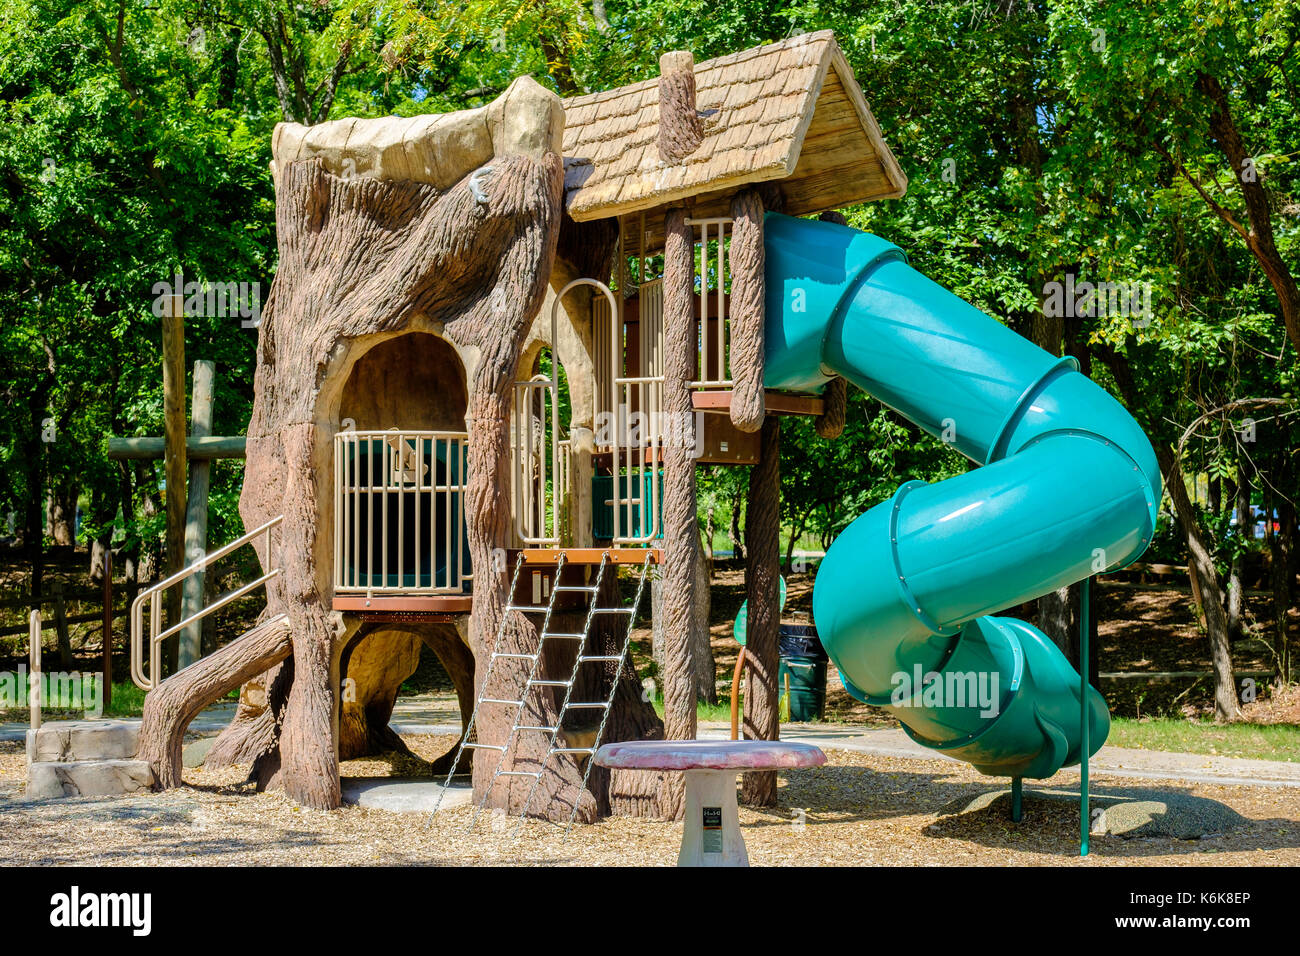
<box><xmin>340</xmin><ymin>776</ymin><xmax>472</xmax><ymax>813</ymax></box>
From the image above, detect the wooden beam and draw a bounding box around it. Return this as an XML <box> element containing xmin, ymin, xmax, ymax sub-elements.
<box><xmin>692</xmin><ymin>389</ymin><xmax>824</xmax><ymax>417</ymax></box>
<box><xmin>107</xmin><ymin>436</ymin><xmax>246</xmax><ymax>460</ymax></box>
<box><xmin>179</xmin><ymin>360</ymin><xmax>214</xmax><ymax>669</ymax></box>
<box><xmin>331</xmin><ymin>595</ymin><xmax>473</xmax><ymax>614</ymax></box>
<box><xmin>102</xmin><ymin>550</ymin><xmax>112</xmax><ymax>712</ymax></box>
<box><xmin>515</xmin><ymin>547</ymin><xmax>663</xmax><ymax>566</ymax></box>
<box><xmin>162</xmin><ymin>293</ymin><xmax>187</xmax><ymax>664</ymax></box>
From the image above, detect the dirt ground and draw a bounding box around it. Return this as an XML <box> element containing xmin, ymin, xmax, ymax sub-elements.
<box><xmin>625</xmin><ymin>565</ymin><xmax>1295</xmax><ymax>724</ymax></box>
<box><xmin>2</xmin><ymin>735</ymin><xmax>1297</xmax><ymax>866</ymax></box>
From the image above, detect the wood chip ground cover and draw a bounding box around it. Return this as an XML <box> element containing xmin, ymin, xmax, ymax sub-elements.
<box><xmin>2</xmin><ymin>736</ymin><xmax>1297</xmax><ymax>866</ymax></box>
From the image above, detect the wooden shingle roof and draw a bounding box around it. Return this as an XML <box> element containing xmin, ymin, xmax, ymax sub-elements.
<box><xmin>561</xmin><ymin>31</ymin><xmax>907</xmax><ymax>222</ymax></box>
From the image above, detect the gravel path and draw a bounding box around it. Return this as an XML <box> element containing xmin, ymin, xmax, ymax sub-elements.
<box><xmin>2</xmin><ymin>735</ymin><xmax>1297</xmax><ymax>866</ymax></box>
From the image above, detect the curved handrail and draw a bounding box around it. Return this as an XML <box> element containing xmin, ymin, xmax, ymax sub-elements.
<box><xmin>130</xmin><ymin>515</ymin><xmax>284</xmax><ymax>690</ymax></box>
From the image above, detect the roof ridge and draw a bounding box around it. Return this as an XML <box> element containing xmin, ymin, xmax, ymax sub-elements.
<box><xmin>561</xmin><ymin>31</ymin><xmax>904</xmax><ymax>222</ymax></box>
<box><xmin>563</xmin><ymin>31</ymin><xmax>835</xmax><ymax>108</ymax></box>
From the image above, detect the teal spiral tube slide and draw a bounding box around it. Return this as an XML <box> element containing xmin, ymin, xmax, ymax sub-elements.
<box><xmin>763</xmin><ymin>213</ymin><xmax>1161</xmax><ymax>778</ymax></box>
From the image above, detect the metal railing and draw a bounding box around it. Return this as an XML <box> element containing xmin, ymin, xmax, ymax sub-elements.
<box><xmin>686</xmin><ymin>217</ymin><xmax>733</xmax><ymax>389</ymax></box>
<box><xmin>130</xmin><ymin>515</ymin><xmax>283</xmax><ymax>691</ymax></box>
<box><xmin>334</xmin><ymin>430</ymin><xmax>471</xmax><ymax>594</ymax></box>
<box><xmin>513</xmin><ymin>375</ymin><xmax>562</xmax><ymax>545</ymax></box>
<box><xmin>598</xmin><ymin>277</ymin><xmax>664</xmax><ymax>544</ymax></box>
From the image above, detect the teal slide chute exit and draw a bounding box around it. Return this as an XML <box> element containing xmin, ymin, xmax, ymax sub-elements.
<box><xmin>763</xmin><ymin>212</ymin><xmax>1160</xmax><ymax>778</ymax></box>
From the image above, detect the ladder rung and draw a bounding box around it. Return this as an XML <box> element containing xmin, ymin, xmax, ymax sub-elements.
<box><xmin>493</xmin><ymin>652</ymin><xmax>538</xmax><ymax>661</ymax></box>
<box><xmin>498</xmin><ymin>771</ymin><xmax>541</xmax><ymax>778</ymax></box>
<box><xmin>480</xmin><ymin>698</ymin><xmax>524</xmax><ymax>706</ymax></box>
<box><xmin>544</xmin><ymin>632</ymin><xmax>586</xmax><ymax>640</ymax></box>
<box><xmin>514</xmin><ymin>725</ymin><xmax>557</xmax><ymax>733</ymax></box>
<box><xmin>528</xmin><ymin>679</ymin><xmax>571</xmax><ymax>687</ymax></box>
<box><xmin>552</xmin><ymin>747</ymin><xmax>595</xmax><ymax>755</ymax></box>
<box><xmin>591</xmin><ymin>608</ymin><xmax>634</xmax><ymax>615</ymax></box>
<box><xmin>462</xmin><ymin>742</ymin><xmax>506</xmax><ymax>751</ymax></box>
<box><xmin>506</xmin><ymin>604</ymin><xmax>549</xmax><ymax>613</ymax></box>
<box><xmin>553</xmin><ymin>585</ymin><xmax>599</xmax><ymax>594</ymax></box>
<box><xmin>564</xmin><ymin>702</ymin><xmax>609</xmax><ymax>709</ymax></box>
<box><xmin>578</xmin><ymin>655</ymin><xmax>623</xmax><ymax>663</ymax></box>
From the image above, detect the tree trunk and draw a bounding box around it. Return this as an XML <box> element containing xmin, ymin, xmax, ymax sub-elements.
<box><xmin>1029</xmin><ymin>262</ymin><xmax>1084</xmax><ymax>655</ymax></box>
<box><xmin>703</xmin><ymin>506</ymin><xmax>716</xmax><ymax>561</ymax></box>
<box><xmin>1196</xmin><ymin>72</ymin><xmax>1300</xmax><ymax>357</ymax></box>
<box><xmin>692</xmin><ymin>534</ymin><xmax>717</xmax><ymax>705</ymax></box>
<box><xmin>169</xmin><ymin>84</ymin><xmax>573</xmax><ymax>812</ymax></box>
<box><xmin>656</xmin><ymin>207</ymin><xmax>700</xmax><ymax>820</ymax></box>
<box><xmin>1038</xmin><ymin>586</ymin><xmax>1076</xmax><ymax>662</ymax></box>
<box><xmin>1157</xmin><ymin>445</ymin><xmax>1241</xmax><ymax>720</ymax></box>
<box><xmin>729</xmin><ymin>487</ymin><xmax>745</xmax><ymax>560</ymax></box>
<box><xmin>46</xmin><ymin>486</ymin><xmax>77</xmax><ymax>548</ymax></box>
<box><xmin>727</xmin><ymin>189</ymin><xmax>766</xmax><ymax>431</ymax></box>
<box><xmin>140</xmin><ymin>614</ymin><xmax>293</xmax><ymax>789</ymax></box>
<box><xmin>742</xmin><ymin>417</ymin><xmax>781</xmax><ymax>806</ymax></box>
<box><xmin>1227</xmin><ymin>471</ymin><xmax>1248</xmax><ymax>639</ymax></box>
<box><xmin>1266</xmin><ymin>454</ymin><xmax>1295</xmax><ymax>683</ymax></box>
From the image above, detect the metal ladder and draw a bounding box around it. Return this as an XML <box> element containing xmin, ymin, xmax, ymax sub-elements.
<box><xmin>430</xmin><ymin>549</ymin><xmax>654</xmax><ymax>833</ymax></box>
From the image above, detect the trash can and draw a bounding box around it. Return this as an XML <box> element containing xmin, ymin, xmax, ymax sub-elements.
<box><xmin>778</xmin><ymin>624</ymin><xmax>828</xmax><ymax>722</ymax></box>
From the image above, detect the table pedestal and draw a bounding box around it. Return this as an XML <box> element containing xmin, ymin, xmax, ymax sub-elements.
<box><xmin>679</xmin><ymin>769</ymin><xmax>747</xmax><ymax>867</ymax></box>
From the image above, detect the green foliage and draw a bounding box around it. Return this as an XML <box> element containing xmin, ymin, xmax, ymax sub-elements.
<box><xmin>0</xmin><ymin>0</ymin><xmax>1296</xmax><ymax>659</ymax></box>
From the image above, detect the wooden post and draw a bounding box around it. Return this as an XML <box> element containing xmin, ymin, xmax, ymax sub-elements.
<box><xmin>52</xmin><ymin>580</ymin><xmax>70</xmax><ymax>671</ymax></box>
<box><xmin>102</xmin><ymin>549</ymin><xmax>113</xmax><ymax>712</ymax></box>
<box><xmin>180</xmin><ymin>360</ymin><xmax>215</xmax><ymax>669</ymax></box>
<box><xmin>162</xmin><ymin>290</ymin><xmax>187</xmax><ymax>672</ymax></box>
<box><xmin>29</xmin><ymin>610</ymin><xmax>41</xmax><ymax>731</ymax></box>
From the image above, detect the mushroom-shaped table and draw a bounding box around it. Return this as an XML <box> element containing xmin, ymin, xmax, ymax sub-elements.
<box><xmin>593</xmin><ymin>739</ymin><xmax>826</xmax><ymax>867</ymax></box>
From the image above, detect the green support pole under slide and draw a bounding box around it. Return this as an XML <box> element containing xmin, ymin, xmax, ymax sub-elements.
<box><xmin>1080</xmin><ymin>577</ymin><xmax>1091</xmax><ymax>857</ymax></box>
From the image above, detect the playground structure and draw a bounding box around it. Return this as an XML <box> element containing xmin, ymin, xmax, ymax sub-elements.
<box><xmin>127</xmin><ymin>30</ymin><xmax>1158</xmax><ymax>834</ymax></box>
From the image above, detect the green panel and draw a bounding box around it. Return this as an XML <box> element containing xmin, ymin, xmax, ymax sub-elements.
<box><xmin>592</xmin><ymin>471</ymin><xmax>664</xmax><ymax>540</ymax></box>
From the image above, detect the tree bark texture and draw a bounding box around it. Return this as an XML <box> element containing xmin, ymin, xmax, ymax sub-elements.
<box><xmin>742</xmin><ymin>416</ymin><xmax>781</xmax><ymax>806</ymax></box>
<box><xmin>728</xmin><ymin>189</ymin><xmax>766</xmax><ymax>432</ymax></box>
<box><xmin>154</xmin><ymin>82</ymin><xmax>569</xmax><ymax>810</ymax></box>
<box><xmin>1157</xmin><ymin>444</ymin><xmax>1241</xmax><ymax>720</ymax></box>
<box><xmin>657</xmin><ymin>52</ymin><xmax>704</xmax><ymax>163</ymax></box>
<box><xmin>655</xmin><ymin>207</ymin><xmax>701</xmax><ymax>820</ymax></box>
<box><xmin>139</xmin><ymin>614</ymin><xmax>292</xmax><ymax>788</ymax></box>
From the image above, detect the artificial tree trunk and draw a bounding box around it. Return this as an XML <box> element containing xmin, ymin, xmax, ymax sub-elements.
<box><xmin>332</xmin><ymin>623</ymin><xmax>476</xmax><ymax>773</ymax></box>
<box><xmin>656</xmin><ymin>207</ymin><xmax>701</xmax><ymax>821</ymax></box>
<box><xmin>727</xmin><ymin>189</ymin><xmax>766</xmax><ymax>432</ymax></box>
<box><xmin>742</xmin><ymin>417</ymin><xmax>781</xmax><ymax>807</ymax></box>
<box><xmin>142</xmin><ymin>80</ymin><xmax>572</xmax><ymax>810</ymax></box>
<box><xmin>139</xmin><ymin>614</ymin><xmax>293</xmax><ymax>788</ymax></box>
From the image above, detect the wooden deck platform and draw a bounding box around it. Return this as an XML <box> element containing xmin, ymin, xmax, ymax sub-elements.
<box><xmin>692</xmin><ymin>389</ymin><xmax>824</xmax><ymax>417</ymax></box>
<box><xmin>331</xmin><ymin>594</ymin><xmax>472</xmax><ymax>618</ymax></box>
<box><xmin>514</xmin><ymin>547</ymin><xmax>663</xmax><ymax>566</ymax></box>
<box><xmin>331</xmin><ymin>548</ymin><xmax>661</xmax><ymax>617</ymax></box>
